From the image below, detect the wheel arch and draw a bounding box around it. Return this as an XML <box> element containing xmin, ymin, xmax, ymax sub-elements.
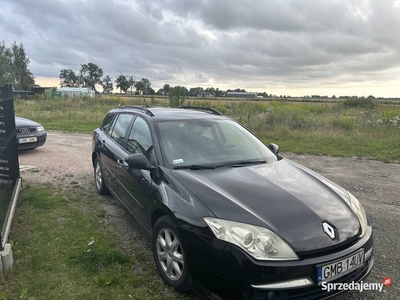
<box><xmin>151</xmin><ymin>208</ymin><xmax>177</xmax><ymax>231</ymax></box>
<box><xmin>92</xmin><ymin>152</ymin><xmax>99</xmax><ymax>167</ymax></box>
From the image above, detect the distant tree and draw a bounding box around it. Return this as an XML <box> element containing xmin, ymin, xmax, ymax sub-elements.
<box><xmin>156</xmin><ymin>88</ymin><xmax>164</xmax><ymax>95</ymax></box>
<box><xmin>115</xmin><ymin>75</ymin><xmax>130</xmax><ymax>93</ymax></box>
<box><xmin>168</xmin><ymin>86</ymin><xmax>187</xmax><ymax>107</ymax></box>
<box><xmin>206</xmin><ymin>87</ymin><xmax>216</xmax><ymax>94</ymax></box>
<box><xmin>147</xmin><ymin>87</ymin><xmax>155</xmax><ymax>95</ymax></box>
<box><xmin>135</xmin><ymin>80</ymin><xmax>145</xmax><ymax>93</ymax></box>
<box><xmin>101</xmin><ymin>75</ymin><xmax>113</xmax><ymax>94</ymax></box>
<box><xmin>135</xmin><ymin>78</ymin><xmax>151</xmax><ymax>94</ymax></box>
<box><xmin>189</xmin><ymin>87</ymin><xmax>201</xmax><ymax>97</ymax></box>
<box><xmin>215</xmin><ymin>88</ymin><xmax>224</xmax><ymax>97</ymax></box>
<box><xmin>0</xmin><ymin>42</ymin><xmax>10</xmax><ymax>85</ymax></box>
<box><xmin>128</xmin><ymin>76</ymin><xmax>136</xmax><ymax>94</ymax></box>
<box><xmin>80</xmin><ymin>62</ymin><xmax>103</xmax><ymax>92</ymax></box>
<box><xmin>163</xmin><ymin>84</ymin><xmax>170</xmax><ymax>95</ymax></box>
<box><xmin>60</xmin><ymin>69</ymin><xmax>79</xmax><ymax>87</ymax></box>
<box><xmin>135</xmin><ymin>78</ymin><xmax>154</xmax><ymax>95</ymax></box>
<box><xmin>141</xmin><ymin>78</ymin><xmax>152</xmax><ymax>94</ymax></box>
<box><xmin>0</xmin><ymin>41</ymin><xmax>35</xmax><ymax>90</ymax></box>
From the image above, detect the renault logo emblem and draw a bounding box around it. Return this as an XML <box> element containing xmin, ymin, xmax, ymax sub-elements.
<box><xmin>322</xmin><ymin>222</ymin><xmax>336</xmax><ymax>240</ymax></box>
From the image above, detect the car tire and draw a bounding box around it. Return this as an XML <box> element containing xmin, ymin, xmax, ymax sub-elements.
<box><xmin>94</xmin><ymin>157</ymin><xmax>110</xmax><ymax>195</ymax></box>
<box><xmin>152</xmin><ymin>216</ymin><xmax>191</xmax><ymax>292</ymax></box>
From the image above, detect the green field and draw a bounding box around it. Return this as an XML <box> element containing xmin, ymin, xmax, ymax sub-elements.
<box><xmin>14</xmin><ymin>95</ymin><xmax>400</xmax><ymax>163</ymax></box>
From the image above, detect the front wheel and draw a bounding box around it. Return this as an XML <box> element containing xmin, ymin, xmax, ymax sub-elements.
<box><xmin>152</xmin><ymin>216</ymin><xmax>191</xmax><ymax>292</ymax></box>
<box><xmin>94</xmin><ymin>157</ymin><xmax>109</xmax><ymax>195</ymax></box>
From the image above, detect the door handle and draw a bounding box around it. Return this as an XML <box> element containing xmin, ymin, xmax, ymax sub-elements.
<box><xmin>117</xmin><ymin>159</ymin><xmax>128</xmax><ymax>167</ymax></box>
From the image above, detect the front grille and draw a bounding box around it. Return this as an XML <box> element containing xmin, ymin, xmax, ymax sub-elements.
<box><xmin>250</xmin><ymin>256</ymin><xmax>372</xmax><ymax>300</ymax></box>
<box><xmin>17</xmin><ymin>127</ymin><xmax>36</xmax><ymax>134</ymax></box>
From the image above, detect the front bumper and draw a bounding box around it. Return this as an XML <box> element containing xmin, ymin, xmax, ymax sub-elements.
<box><xmin>17</xmin><ymin>131</ymin><xmax>47</xmax><ymax>150</ymax></box>
<box><xmin>181</xmin><ymin>225</ymin><xmax>374</xmax><ymax>300</ymax></box>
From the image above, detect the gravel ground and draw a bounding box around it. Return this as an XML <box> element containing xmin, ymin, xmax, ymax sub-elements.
<box><xmin>18</xmin><ymin>131</ymin><xmax>399</xmax><ymax>300</ymax></box>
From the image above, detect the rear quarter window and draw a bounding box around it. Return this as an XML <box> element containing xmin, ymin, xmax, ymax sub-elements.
<box><xmin>101</xmin><ymin>114</ymin><xmax>116</xmax><ymax>135</ymax></box>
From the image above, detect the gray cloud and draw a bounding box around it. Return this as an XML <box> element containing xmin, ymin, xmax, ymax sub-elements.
<box><xmin>1</xmin><ymin>0</ymin><xmax>399</xmax><ymax>96</ymax></box>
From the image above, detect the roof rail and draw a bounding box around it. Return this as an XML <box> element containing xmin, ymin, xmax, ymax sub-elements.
<box><xmin>120</xmin><ymin>105</ymin><xmax>154</xmax><ymax>117</ymax></box>
<box><xmin>179</xmin><ymin>106</ymin><xmax>222</xmax><ymax>116</ymax></box>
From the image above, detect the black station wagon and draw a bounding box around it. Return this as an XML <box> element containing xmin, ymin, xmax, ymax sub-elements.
<box><xmin>92</xmin><ymin>106</ymin><xmax>373</xmax><ymax>300</ymax></box>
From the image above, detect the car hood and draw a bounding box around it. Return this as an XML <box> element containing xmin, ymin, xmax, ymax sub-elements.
<box><xmin>171</xmin><ymin>159</ymin><xmax>361</xmax><ymax>253</ymax></box>
<box><xmin>15</xmin><ymin>117</ymin><xmax>41</xmax><ymax>128</ymax></box>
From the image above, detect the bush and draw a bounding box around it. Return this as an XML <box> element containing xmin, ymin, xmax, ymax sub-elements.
<box><xmin>343</xmin><ymin>97</ymin><xmax>376</xmax><ymax>109</ymax></box>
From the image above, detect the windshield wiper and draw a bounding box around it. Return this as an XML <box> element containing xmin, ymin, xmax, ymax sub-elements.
<box><xmin>174</xmin><ymin>164</ymin><xmax>216</xmax><ymax>170</ymax></box>
<box><xmin>215</xmin><ymin>160</ymin><xmax>267</xmax><ymax>168</ymax></box>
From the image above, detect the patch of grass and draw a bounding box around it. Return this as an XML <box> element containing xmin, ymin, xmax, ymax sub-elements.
<box><xmin>0</xmin><ymin>182</ymin><xmax>14</xmax><ymax>229</ymax></box>
<box><xmin>0</xmin><ymin>185</ymin><xmax>196</xmax><ymax>300</ymax></box>
<box><xmin>14</xmin><ymin>96</ymin><xmax>146</xmax><ymax>133</ymax></box>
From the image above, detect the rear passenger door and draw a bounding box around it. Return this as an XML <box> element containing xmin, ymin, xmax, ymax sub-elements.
<box><xmin>118</xmin><ymin>116</ymin><xmax>156</xmax><ymax>231</ymax></box>
<box><xmin>99</xmin><ymin>113</ymin><xmax>134</xmax><ymax>196</ymax></box>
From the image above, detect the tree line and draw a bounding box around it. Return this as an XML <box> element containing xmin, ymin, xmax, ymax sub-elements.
<box><xmin>59</xmin><ymin>63</ymin><xmax>155</xmax><ymax>95</ymax></box>
<box><xmin>59</xmin><ymin>64</ymin><xmax>272</xmax><ymax>98</ymax></box>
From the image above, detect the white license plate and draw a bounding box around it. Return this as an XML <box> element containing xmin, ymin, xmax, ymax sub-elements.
<box><xmin>18</xmin><ymin>137</ymin><xmax>37</xmax><ymax>144</ymax></box>
<box><xmin>318</xmin><ymin>249</ymin><xmax>364</xmax><ymax>284</ymax></box>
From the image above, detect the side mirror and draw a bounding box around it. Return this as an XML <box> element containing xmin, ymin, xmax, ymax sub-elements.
<box><xmin>268</xmin><ymin>143</ymin><xmax>280</xmax><ymax>155</ymax></box>
<box><xmin>125</xmin><ymin>153</ymin><xmax>155</xmax><ymax>170</ymax></box>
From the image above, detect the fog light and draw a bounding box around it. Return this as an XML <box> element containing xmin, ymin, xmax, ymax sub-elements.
<box><xmin>267</xmin><ymin>291</ymin><xmax>276</xmax><ymax>300</ymax></box>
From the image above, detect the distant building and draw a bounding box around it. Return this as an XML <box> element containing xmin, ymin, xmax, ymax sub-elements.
<box><xmin>57</xmin><ymin>87</ymin><xmax>95</xmax><ymax>98</ymax></box>
<box><xmin>12</xmin><ymin>87</ymin><xmax>52</xmax><ymax>99</ymax></box>
<box><xmin>199</xmin><ymin>91</ymin><xmax>215</xmax><ymax>98</ymax></box>
<box><xmin>226</xmin><ymin>92</ymin><xmax>257</xmax><ymax>98</ymax></box>
<box><xmin>12</xmin><ymin>90</ymin><xmax>32</xmax><ymax>99</ymax></box>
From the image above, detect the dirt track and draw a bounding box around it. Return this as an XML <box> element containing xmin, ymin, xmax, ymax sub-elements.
<box><xmin>18</xmin><ymin>131</ymin><xmax>400</xmax><ymax>299</ymax></box>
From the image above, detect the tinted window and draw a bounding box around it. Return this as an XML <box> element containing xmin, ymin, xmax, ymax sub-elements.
<box><xmin>157</xmin><ymin>119</ymin><xmax>277</xmax><ymax>168</ymax></box>
<box><xmin>101</xmin><ymin>114</ymin><xmax>116</xmax><ymax>135</ymax></box>
<box><xmin>126</xmin><ymin>117</ymin><xmax>153</xmax><ymax>156</ymax></box>
<box><xmin>110</xmin><ymin>114</ymin><xmax>134</xmax><ymax>146</ymax></box>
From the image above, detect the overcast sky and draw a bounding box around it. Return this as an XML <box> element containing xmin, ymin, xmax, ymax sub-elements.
<box><xmin>1</xmin><ymin>0</ymin><xmax>400</xmax><ymax>97</ymax></box>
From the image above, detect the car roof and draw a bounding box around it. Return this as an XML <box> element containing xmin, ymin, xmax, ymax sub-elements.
<box><xmin>108</xmin><ymin>106</ymin><xmax>229</xmax><ymax>121</ymax></box>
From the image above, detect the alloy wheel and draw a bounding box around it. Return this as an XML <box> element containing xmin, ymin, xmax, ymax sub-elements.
<box><xmin>156</xmin><ymin>228</ymin><xmax>185</xmax><ymax>281</ymax></box>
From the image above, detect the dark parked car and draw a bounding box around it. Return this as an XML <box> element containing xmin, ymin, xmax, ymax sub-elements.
<box><xmin>92</xmin><ymin>106</ymin><xmax>373</xmax><ymax>300</ymax></box>
<box><xmin>15</xmin><ymin>117</ymin><xmax>47</xmax><ymax>150</ymax></box>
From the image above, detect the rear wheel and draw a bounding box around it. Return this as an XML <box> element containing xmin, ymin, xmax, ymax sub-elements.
<box><xmin>94</xmin><ymin>157</ymin><xmax>109</xmax><ymax>195</ymax></box>
<box><xmin>153</xmin><ymin>216</ymin><xmax>191</xmax><ymax>292</ymax></box>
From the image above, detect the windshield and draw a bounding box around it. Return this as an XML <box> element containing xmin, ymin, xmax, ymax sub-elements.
<box><xmin>157</xmin><ymin>118</ymin><xmax>277</xmax><ymax>169</ymax></box>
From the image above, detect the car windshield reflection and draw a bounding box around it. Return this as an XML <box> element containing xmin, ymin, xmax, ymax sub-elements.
<box><xmin>157</xmin><ymin>119</ymin><xmax>277</xmax><ymax>169</ymax></box>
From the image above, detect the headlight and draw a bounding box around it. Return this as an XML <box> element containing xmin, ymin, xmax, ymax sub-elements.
<box><xmin>37</xmin><ymin>126</ymin><xmax>45</xmax><ymax>132</ymax></box>
<box><xmin>204</xmin><ymin>217</ymin><xmax>298</xmax><ymax>261</ymax></box>
<box><xmin>348</xmin><ymin>192</ymin><xmax>367</xmax><ymax>237</ymax></box>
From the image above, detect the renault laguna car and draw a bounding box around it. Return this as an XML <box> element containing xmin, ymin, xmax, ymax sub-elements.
<box><xmin>15</xmin><ymin>116</ymin><xmax>47</xmax><ymax>150</ymax></box>
<box><xmin>92</xmin><ymin>106</ymin><xmax>373</xmax><ymax>300</ymax></box>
